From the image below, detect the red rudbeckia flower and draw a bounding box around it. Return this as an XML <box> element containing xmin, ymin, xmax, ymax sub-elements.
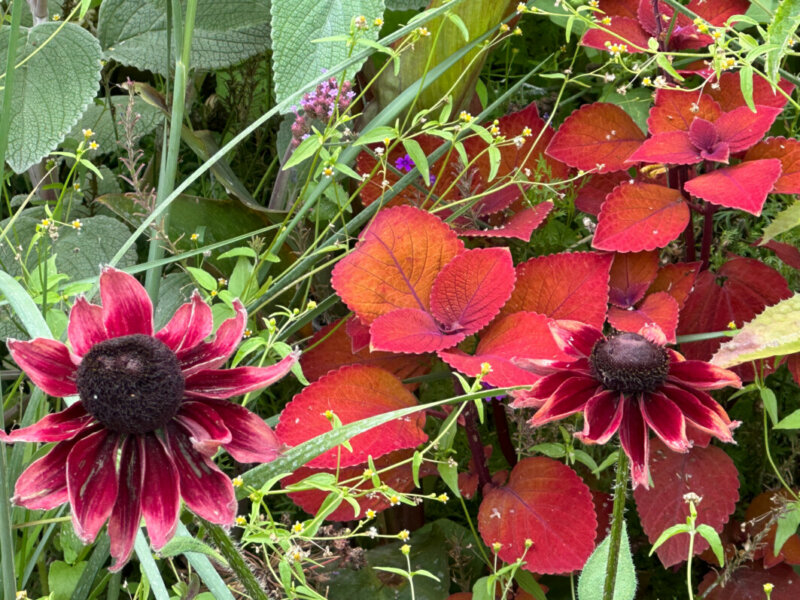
<box><xmin>1</xmin><ymin>267</ymin><xmax>296</xmax><ymax>570</ymax></box>
<box><xmin>512</xmin><ymin>321</ymin><xmax>741</xmax><ymax>488</ymax></box>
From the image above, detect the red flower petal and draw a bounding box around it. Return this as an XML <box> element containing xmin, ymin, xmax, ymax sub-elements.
<box><xmin>593</xmin><ymin>182</ymin><xmax>689</xmax><ymax>252</ymax></box>
<box><xmin>478</xmin><ymin>457</ymin><xmax>597</xmax><ymax>574</ymax></box>
<box><xmin>527</xmin><ymin>376</ymin><xmax>602</xmax><ymax>425</ymax></box>
<box><xmin>140</xmin><ymin>434</ymin><xmax>180</xmax><ymax>549</ymax></box>
<box><xmin>744</xmin><ymin>136</ymin><xmax>800</xmax><ymax>194</ymax></box>
<box><xmin>546</xmin><ymin>103</ymin><xmax>646</xmax><ymax>173</ymax></box>
<box><xmin>275</xmin><ymin>365</ymin><xmax>427</xmax><ymax>469</ymax></box>
<box><xmin>581</xmin><ymin>16</ymin><xmax>650</xmax><ymax>53</ymax></box>
<box><xmin>512</xmin><ymin>370</ymin><xmax>580</xmax><ymax>409</ymax></box>
<box><xmin>183</xmin><ymin>352</ymin><xmax>296</xmax><ymax>399</ymax></box>
<box><xmin>175</xmin><ymin>401</ymin><xmax>232</xmax><ymax>457</ymax></box>
<box><xmin>108</xmin><ymin>437</ymin><xmax>144</xmax><ymax>572</ymax></box>
<box><xmin>458</xmin><ymin>203</ymin><xmax>553</xmax><ymax>241</ymax></box>
<box><xmin>707</xmin><ymin>71</ymin><xmax>795</xmax><ymax>112</ymax></box>
<box><xmin>640</xmin><ymin>392</ymin><xmax>689</xmax><ymax>451</ymax></box>
<box><xmin>200</xmin><ymin>397</ymin><xmax>284</xmax><ymax>463</ymax></box>
<box><xmin>648</xmin><ymin>89</ymin><xmax>722</xmax><ymax>134</ymax></box>
<box><xmin>67</xmin><ymin>297</ymin><xmax>108</xmax><ymax>357</ymax></box>
<box><xmin>668</xmin><ymin>358</ymin><xmax>741</xmax><ymax>390</ymax></box>
<box><xmin>609</xmin><ymin>250</ymin><xmax>659</xmax><ymax>307</ymax></box>
<box><xmin>619</xmin><ymin>399</ymin><xmax>650</xmax><ymax>488</ymax></box>
<box><xmin>627</xmin><ymin>131</ymin><xmax>701</xmax><ymax>165</ymax></box>
<box><xmin>177</xmin><ymin>300</ymin><xmax>247</xmax><ymax>376</ymax></box>
<box><xmin>661</xmin><ymin>384</ymin><xmax>736</xmax><ymax>442</ymax></box>
<box><xmin>99</xmin><ymin>267</ymin><xmax>153</xmax><ymax>337</ymax></box>
<box><xmin>577</xmin><ymin>389</ymin><xmax>624</xmax><ymax>444</ymax></box>
<box><xmin>501</xmin><ymin>252</ymin><xmax>613</xmax><ymax>329</ymax></box>
<box><xmin>715</xmin><ymin>106</ymin><xmax>782</xmax><ymax>153</ymax></box>
<box><xmin>1</xmin><ymin>402</ymin><xmax>91</xmax><ymax>443</ymax></box>
<box><xmin>12</xmin><ymin>435</ymin><xmax>83</xmax><ymax>510</ymax></box>
<box><xmin>7</xmin><ymin>338</ymin><xmax>78</xmax><ymax>397</ymax></box>
<box><xmin>156</xmin><ymin>291</ymin><xmax>213</xmax><ymax>353</ymax></box>
<box><xmin>331</xmin><ymin>206</ymin><xmax>464</xmax><ymax>324</ymax></box>
<box><xmin>607</xmin><ymin>292</ymin><xmax>680</xmax><ymax>343</ymax></box>
<box><xmin>684</xmin><ymin>159</ymin><xmax>782</xmax><ymax>215</ymax></box>
<box><xmin>166</xmin><ymin>423</ymin><xmax>236</xmax><ymax>525</ymax></box>
<box><xmin>634</xmin><ymin>438</ymin><xmax>739</xmax><ymax>567</ymax></box>
<box><xmin>647</xmin><ymin>262</ymin><xmax>700</xmax><ymax>309</ymax></box>
<box><xmin>369</xmin><ymin>308</ymin><xmax>460</xmax><ymax>353</ymax></box>
<box><xmin>66</xmin><ymin>429</ymin><xmax>121</xmax><ymax>543</ymax></box>
<box><xmin>549</xmin><ymin>320</ymin><xmax>605</xmax><ymax>357</ymax></box>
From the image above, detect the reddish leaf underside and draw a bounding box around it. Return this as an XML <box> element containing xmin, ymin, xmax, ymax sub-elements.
<box><xmin>607</xmin><ymin>292</ymin><xmax>680</xmax><ymax>343</ymax></box>
<box><xmin>370</xmin><ymin>308</ymin><xmax>463</xmax><ymax>354</ymax></box>
<box><xmin>458</xmin><ymin>202</ymin><xmax>553</xmax><ymax>240</ymax></box>
<box><xmin>698</xmin><ymin>563</ymin><xmax>800</xmax><ymax>600</ymax></box>
<box><xmin>593</xmin><ymin>182</ymin><xmax>688</xmax><ymax>251</ymax></box>
<box><xmin>478</xmin><ymin>457</ymin><xmax>597</xmax><ymax>574</ymax></box>
<box><xmin>745</xmin><ymin>137</ymin><xmax>800</xmax><ymax>194</ymax></box>
<box><xmin>500</xmin><ymin>251</ymin><xmax>613</xmax><ymax>329</ymax></box>
<box><xmin>545</xmin><ymin>103</ymin><xmax>646</xmax><ymax>173</ymax></box>
<box><xmin>760</xmin><ymin>239</ymin><xmax>800</xmax><ymax>271</ymax></box>
<box><xmin>608</xmin><ymin>250</ymin><xmax>659</xmax><ymax>308</ymax></box>
<box><xmin>331</xmin><ymin>205</ymin><xmax>463</xmax><ymax>324</ymax></box>
<box><xmin>633</xmin><ymin>439</ymin><xmax>739</xmax><ymax>568</ymax></box>
<box><xmin>275</xmin><ymin>365</ymin><xmax>427</xmax><ymax>469</ymax></box>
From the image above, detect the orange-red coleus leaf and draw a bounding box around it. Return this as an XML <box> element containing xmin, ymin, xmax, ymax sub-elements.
<box><xmin>647</xmin><ymin>262</ymin><xmax>701</xmax><ymax>309</ymax></box>
<box><xmin>743</xmin><ymin>489</ymin><xmax>800</xmax><ymax>568</ymax></box>
<box><xmin>684</xmin><ymin>159</ymin><xmax>782</xmax><ymax>215</ymax></box>
<box><xmin>275</xmin><ymin>365</ymin><xmax>427</xmax><ymax>469</ymax></box>
<box><xmin>647</xmin><ymin>89</ymin><xmax>722</xmax><ymax>134</ymax></box>
<box><xmin>745</xmin><ymin>137</ymin><xmax>800</xmax><ymax>194</ymax></box>
<box><xmin>706</xmin><ymin>70</ymin><xmax>795</xmax><ymax>113</ymax></box>
<box><xmin>608</xmin><ymin>250</ymin><xmax>660</xmax><ymax>308</ymax></box>
<box><xmin>634</xmin><ymin>438</ymin><xmax>739</xmax><ymax>568</ymax></box>
<box><xmin>478</xmin><ymin>457</ymin><xmax>597</xmax><ymax>574</ymax></box>
<box><xmin>608</xmin><ymin>292</ymin><xmax>680</xmax><ymax>343</ymax></box>
<box><xmin>458</xmin><ymin>202</ymin><xmax>553</xmax><ymax>241</ymax></box>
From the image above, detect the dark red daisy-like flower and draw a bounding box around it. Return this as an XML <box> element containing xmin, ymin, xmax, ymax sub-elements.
<box><xmin>512</xmin><ymin>321</ymin><xmax>741</xmax><ymax>488</ymax></box>
<box><xmin>1</xmin><ymin>267</ymin><xmax>296</xmax><ymax>570</ymax></box>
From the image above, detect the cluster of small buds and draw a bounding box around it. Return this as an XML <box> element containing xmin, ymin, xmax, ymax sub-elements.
<box><xmin>459</xmin><ymin>110</ymin><xmax>474</xmax><ymax>123</ymax></box>
<box><xmin>290</xmin><ymin>77</ymin><xmax>355</xmax><ymax>147</ymax></box>
<box><xmin>490</xmin><ymin>120</ymin><xmax>501</xmax><ymax>136</ymax></box>
<box><xmin>603</xmin><ymin>40</ymin><xmax>628</xmax><ymax>56</ymax></box>
<box><xmin>354</xmin><ymin>15</ymin><xmax>368</xmax><ymax>29</ymax></box>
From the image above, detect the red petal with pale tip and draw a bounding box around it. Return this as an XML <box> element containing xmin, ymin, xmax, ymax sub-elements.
<box><xmin>548</xmin><ymin>320</ymin><xmax>605</xmax><ymax>357</ymax></box>
<box><xmin>176</xmin><ymin>401</ymin><xmax>232</xmax><ymax>457</ymax></box>
<box><xmin>12</xmin><ymin>435</ymin><xmax>83</xmax><ymax>510</ymax></box>
<box><xmin>156</xmin><ymin>291</ymin><xmax>213</xmax><ymax>353</ymax></box>
<box><xmin>99</xmin><ymin>267</ymin><xmax>153</xmax><ymax>337</ymax></box>
<box><xmin>511</xmin><ymin>370</ymin><xmax>580</xmax><ymax>408</ymax></box>
<box><xmin>640</xmin><ymin>392</ymin><xmax>689</xmax><ymax>452</ymax></box>
<box><xmin>619</xmin><ymin>399</ymin><xmax>650</xmax><ymax>488</ymax></box>
<box><xmin>177</xmin><ymin>300</ymin><xmax>247</xmax><ymax>376</ymax></box>
<box><xmin>108</xmin><ymin>437</ymin><xmax>143</xmax><ymax>572</ymax></box>
<box><xmin>528</xmin><ymin>376</ymin><xmax>602</xmax><ymax>425</ymax></box>
<box><xmin>68</xmin><ymin>297</ymin><xmax>107</xmax><ymax>357</ymax></box>
<box><xmin>370</xmin><ymin>308</ymin><xmax>461</xmax><ymax>353</ymax></box>
<box><xmin>668</xmin><ymin>359</ymin><xmax>741</xmax><ymax>390</ymax></box>
<box><xmin>577</xmin><ymin>389</ymin><xmax>624</xmax><ymax>445</ymax></box>
<box><xmin>661</xmin><ymin>384</ymin><xmax>736</xmax><ymax>442</ymax></box>
<box><xmin>201</xmin><ymin>397</ymin><xmax>284</xmax><ymax>463</ymax></box>
<box><xmin>166</xmin><ymin>423</ymin><xmax>236</xmax><ymax>525</ymax></box>
<box><xmin>1</xmin><ymin>402</ymin><xmax>91</xmax><ymax>443</ymax></box>
<box><xmin>7</xmin><ymin>338</ymin><xmax>78</xmax><ymax>397</ymax></box>
<box><xmin>684</xmin><ymin>159</ymin><xmax>782</xmax><ymax>215</ymax></box>
<box><xmin>140</xmin><ymin>434</ymin><xmax>180</xmax><ymax>550</ymax></box>
<box><xmin>184</xmin><ymin>352</ymin><xmax>297</xmax><ymax>399</ymax></box>
<box><xmin>66</xmin><ymin>429</ymin><xmax>121</xmax><ymax>543</ymax></box>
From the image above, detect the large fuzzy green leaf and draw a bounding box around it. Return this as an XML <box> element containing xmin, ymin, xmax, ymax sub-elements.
<box><xmin>0</xmin><ymin>23</ymin><xmax>101</xmax><ymax>173</ymax></box>
<box><xmin>578</xmin><ymin>523</ymin><xmax>637</xmax><ymax>600</ymax></box>
<box><xmin>97</xmin><ymin>0</ymin><xmax>271</xmax><ymax>75</ymax></box>
<box><xmin>386</xmin><ymin>0</ymin><xmax>428</xmax><ymax>8</ymax></box>
<box><xmin>271</xmin><ymin>0</ymin><xmax>384</xmax><ymax>106</ymax></box>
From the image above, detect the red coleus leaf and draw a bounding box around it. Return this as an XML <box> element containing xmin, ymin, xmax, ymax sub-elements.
<box><xmin>678</xmin><ymin>256</ymin><xmax>792</xmax><ymax>380</ymax></box>
<box><xmin>634</xmin><ymin>438</ymin><xmax>739</xmax><ymax>567</ymax></box>
<box><xmin>283</xmin><ymin>450</ymin><xmax>418</xmax><ymax>521</ymax></box>
<box><xmin>608</xmin><ymin>250</ymin><xmax>659</xmax><ymax>308</ymax></box>
<box><xmin>627</xmin><ymin>130</ymin><xmax>703</xmax><ymax>165</ymax></box>
<box><xmin>698</xmin><ymin>562</ymin><xmax>800</xmax><ymax>600</ymax></box>
<box><xmin>478</xmin><ymin>457</ymin><xmax>597</xmax><ymax>574</ymax></box>
<box><xmin>581</xmin><ymin>16</ymin><xmax>651</xmax><ymax>53</ymax></box>
<box><xmin>438</xmin><ymin>312</ymin><xmax>571</xmax><ymax>388</ymax></box>
<box><xmin>458</xmin><ymin>202</ymin><xmax>553</xmax><ymax>241</ymax></box>
<box><xmin>575</xmin><ymin>172</ymin><xmax>631</xmax><ymax>216</ymax></box>
<box><xmin>744</xmin><ymin>489</ymin><xmax>800</xmax><ymax>568</ymax></box>
<box><xmin>714</xmin><ymin>106</ymin><xmax>782</xmax><ymax>153</ymax></box>
<box><xmin>597</xmin><ymin>0</ymin><xmax>639</xmax><ymax>18</ymax></box>
<box><xmin>760</xmin><ymin>239</ymin><xmax>800</xmax><ymax>270</ymax></box>
<box><xmin>345</xmin><ymin>316</ymin><xmax>371</xmax><ymax>353</ymax></box>
<box><xmin>688</xmin><ymin>0</ymin><xmax>750</xmax><ymax>27</ymax></box>
<box><xmin>275</xmin><ymin>365</ymin><xmax>427</xmax><ymax>469</ymax></box>
<box><xmin>546</xmin><ymin>103</ymin><xmax>646</xmax><ymax>173</ymax></box>
<box><xmin>331</xmin><ymin>206</ymin><xmax>463</xmax><ymax>324</ymax></box>
<box><xmin>300</xmin><ymin>319</ymin><xmax>430</xmax><ymax>386</ymax></box>
<box><xmin>370</xmin><ymin>248</ymin><xmax>515</xmax><ymax>354</ymax></box>
<box><xmin>608</xmin><ymin>292</ymin><xmax>680</xmax><ymax>343</ymax></box>
<box><xmin>500</xmin><ymin>251</ymin><xmax>613</xmax><ymax>329</ymax></box>
<box><xmin>593</xmin><ymin>182</ymin><xmax>688</xmax><ymax>252</ymax></box>
<box><xmin>684</xmin><ymin>159</ymin><xmax>782</xmax><ymax>215</ymax></box>
<box><xmin>706</xmin><ymin>71</ymin><xmax>795</xmax><ymax>112</ymax></box>
<box><xmin>647</xmin><ymin>262</ymin><xmax>700</xmax><ymax>309</ymax></box>
<box><xmin>638</xmin><ymin>1</ymin><xmax>711</xmax><ymax>50</ymax></box>
<box><xmin>648</xmin><ymin>89</ymin><xmax>722</xmax><ymax>134</ymax></box>
<box><xmin>745</xmin><ymin>137</ymin><xmax>800</xmax><ymax>194</ymax></box>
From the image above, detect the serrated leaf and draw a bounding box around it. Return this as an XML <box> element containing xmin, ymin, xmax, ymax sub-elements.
<box><xmin>711</xmin><ymin>293</ymin><xmax>800</xmax><ymax>367</ymax></box>
<box><xmin>765</xmin><ymin>0</ymin><xmax>800</xmax><ymax>83</ymax></box>
<box><xmin>97</xmin><ymin>0</ymin><xmax>271</xmax><ymax>75</ymax></box>
<box><xmin>577</xmin><ymin>522</ymin><xmax>636</xmax><ymax>600</ymax></box>
<box><xmin>271</xmin><ymin>0</ymin><xmax>383</xmax><ymax>107</ymax></box>
<box><xmin>0</xmin><ymin>23</ymin><xmax>102</xmax><ymax>173</ymax></box>
<box><xmin>158</xmin><ymin>536</ymin><xmax>228</xmax><ymax>566</ymax></box>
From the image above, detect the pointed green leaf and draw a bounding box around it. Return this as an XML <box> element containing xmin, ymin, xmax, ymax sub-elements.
<box><xmin>578</xmin><ymin>522</ymin><xmax>637</xmax><ymax>600</ymax></box>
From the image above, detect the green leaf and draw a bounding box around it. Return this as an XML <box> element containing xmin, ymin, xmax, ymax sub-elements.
<box><xmin>447</xmin><ymin>12</ymin><xmax>470</xmax><ymax>41</ymax></box>
<box><xmin>655</xmin><ymin>54</ymin><xmax>684</xmax><ymax>82</ymax></box>
<box><xmin>67</xmin><ymin>95</ymin><xmax>161</xmax><ymax>156</ymax></box>
<box><xmin>386</xmin><ymin>0</ymin><xmax>428</xmax><ymax>8</ymax></box>
<box><xmin>740</xmin><ymin>63</ymin><xmax>756</xmax><ymax>111</ymax></box>
<box><xmin>711</xmin><ymin>293</ymin><xmax>800</xmax><ymax>367</ymax></box>
<box><xmin>402</xmin><ymin>138</ymin><xmax>429</xmax><ymax>183</ymax></box>
<box><xmin>531</xmin><ymin>443</ymin><xmax>566</xmax><ymax>458</ymax></box>
<box><xmin>762</xmin><ymin>200</ymin><xmax>800</xmax><ymax>243</ymax></box>
<box><xmin>97</xmin><ymin>0</ymin><xmax>271</xmax><ymax>75</ymax></box>
<box><xmin>0</xmin><ymin>23</ymin><xmax>102</xmax><ymax>173</ymax></box>
<box><xmin>158</xmin><ymin>536</ymin><xmax>228</xmax><ymax>567</ymax></box>
<box><xmin>48</xmin><ymin>561</ymin><xmax>87</xmax><ymax>600</ymax></box>
<box><xmin>284</xmin><ymin>134</ymin><xmax>323</xmax><ymax>169</ymax></box>
<box><xmin>412</xmin><ymin>450</ymin><xmax>423</xmax><ymax>488</ymax></box>
<box><xmin>696</xmin><ymin>524</ymin><xmax>725</xmax><ymax>567</ymax></box>
<box><xmin>271</xmin><ymin>0</ymin><xmax>384</xmax><ymax>106</ymax></box>
<box><xmin>0</xmin><ymin>270</ymin><xmax>51</xmax><ymax>339</ymax></box>
<box><xmin>765</xmin><ymin>0</ymin><xmax>800</xmax><ymax>83</ymax></box>
<box><xmin>776</xmin><ymin>408</ymin><xmax>800</xmax><ymax>429</ymax></box>
<box><xmin>514</xmin><ymin>570</ymin><xmax>547</xmax><ymax>600</ymax></box>
<box><xmin>774</xmin><ymin>502</ymin><xmax>800</xmax><ymax>556</ymax></box>
<box><xmin>761</xmin><ymin>387</ymin><xmax>779</xmax><ymax>426</ymax></box>
<box><xmin>354</xmin><ymin>126</ymin><xmax>397</xmax><ymax>145</ymax></box>
<box><xmin>487</xmin><ymin>145</ymin><xmax>501</xmax><ymax>182</ymax></box>
<box><xmin>186</xmin><ymin>267</ymin><xmax>218</xmax><ymax>292</ymax></box>
<box><xmin>578</xmin><ymin>522</ymin><xmax>637</xmax><ymax>600</ymax></box>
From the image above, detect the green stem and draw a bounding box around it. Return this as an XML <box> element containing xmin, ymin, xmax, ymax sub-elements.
<box><xmin>602</xmin><ymin>450</ymin><xmax>629</xmax><ymax>600</ymax></box>
<box><xmin>202</xmin><ymin>521</ymin><xmax>269</xmax><ymax>600</ymax></box>
<box><xmin>686</xmin><ymin>531</ymin><xmax>695</xmax><ymax>600</ymax></box>
<box><xmin>144</xmin><ymin>0</ymin><xmax>199</xmax><ymax>300</ymax></box>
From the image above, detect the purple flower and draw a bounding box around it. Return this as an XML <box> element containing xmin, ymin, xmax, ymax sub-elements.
<box><xmin>394</xmin><ymin>154</ymin><xmax>415</xmax><ymax>173</ymax></box>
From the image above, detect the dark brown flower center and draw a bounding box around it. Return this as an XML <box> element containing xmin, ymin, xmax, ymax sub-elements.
<box><xmin>590</xmin><ymin>332</ymin><xmax>669</xmax><ymax>394</ymax></box>
<box><xmin>76</xmin><ymin>334</ymin><xmax>184</xmax><ymax>434</ymax></box>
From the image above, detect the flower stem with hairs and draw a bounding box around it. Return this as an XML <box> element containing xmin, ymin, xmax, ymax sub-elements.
<box><xmin>603</xmin><ymin>450</ymin><xmax>629</xmax><ymax>600</ymax></box>
<box><xmin>203</xmin><ymin>521</ymin><xmax>270</xmax><ymax>600</ymax></box>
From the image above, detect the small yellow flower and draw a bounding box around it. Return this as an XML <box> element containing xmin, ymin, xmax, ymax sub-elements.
<box><xmin>490</xmin><ymin>125</ymin><xmax>501</xmax><ymax>135</ymax></box>
<box><xmin>602</xmin><ymin>16</ymin><xmax>612</xmax><ymax>25</ymax></box>
<box><xmin>40</xmin><ymin>218</ymin><xmax>52</xmax><ymax>228</ymax></box>
<box><xmin>400</xmin><ymin>544</ymin><xmax>411</xmax><ymax>555</ymax></box>
<box><xmin>711</xmin><ymin>29</ymin><xmax>722</xmax><ymax>40</ymax></box>
<box><xmin>190</xmin><ymin>233</ymin><xmax>200</xmax><ymax>241</ymax></box>
<box><xmin>522</xmin><ymin>126</ymin><xmax>533</xmax><ymax>137</ymax></box>
<box><xmin>417</xmin><ymin>27</ymin><xmax>431</xmax><ymax>37</ymax></box>
<box><xmin>459</xmin><ymin>111</ymin><xmax>473</xmax><ymax>123</ymax></box>
<box><xmin>383</xmin><ymin>137</ymin><xmax>392</xmax><ymax>146</ymax></box>
<box><xmin>235</xmin><ymin>516</ymin><xmax>246</xmax><ymax>526</ymax></box>
<box><xmin>525</xmin><ymin>538</ymin><xmax>533</xmax><ymax>548</ymax></box>
<box><xmin>365</xmin><ymin>508</ymin><xmax>377</xmax><ymax>519</ymax></box>
<box><xmin>513</xmin><ymin>26</ymin><xmax>522</xmax><ymax>36</ymax></box>
<box><xmin>242</xmin><ymin>328</ymin><xmax>253</xmax><ymax>339</ymax></box>
<box><xmin>589</xmin><ymin>0</ymin><xmax>599</xmax><ymax>7</ymax></box>
<box><xmin>82</xmin><ymin>128</ymin><xmax>93</xmax><ymax>139</ymax></box>
<box><xmin>232</xmin><ymin>476</ymin><xmax>243</xmax><ymax>488</ymax></box>
<box><xmin>363</xmin><ymin>468</ymin><xmax>374</xmax><ymax>478</ymax></box>
<box><xmin>398</xmin><ymin>529</ymin><xmax>410</xmax><ymax>541</ymax></box>
<box><xmin>71</xmin><ymin>219</ymin><xmax>83</xmax><ymax>230</ymax></box>
<box><xmin>52</xmin><ymin>14</ymin><xmax>61</xmax><ymax>21</ymax></box>
<box><xmin>437</xmin><ymin>493</ymin><xmax>449</xmax><ymax>503</ymax></box>
<box><xmin>88</xmin><ymin>141</ymin><xmax>99</xmax><ymax>150</ymax></box>
<box><xmin>727</xmin><ymin>321</ymin><xmax>737</xmax><ymax>329</ymax></box>
<box><xmin>480</xmin><ymin>362</ymin><xmax>493</xmax><ymax>375</ymax></box>
<box><xmin>516</xmin><ymin>2</ymin><xmax>527</xmax><ymax>13</ymax></box>
<box><xmin>217</xmin><ymin>278</ymin><xmax>228</xmax><ymax>286</ymax></box>
<box><xmin>292</xmin><ymin>521</ymin><xmax>304</xmax><ymax>534</ymax></box>
<box><xmin>322</xmin><ymin>165</ymin><xmax>334</xmax><ymax>178</ymax></box>
<box><xmin>492</xmin><ymin>541</ymin><xmax>502</xmax><ymax>552</ymax></box>
<box><xmin>500</xmin><ymin>23</ymin><xmax>510</xmax><ymax>33</ymax></box>
<box><xmin>210</xmin><ymin>290</ymin><xmax>218</xmax><ymax>297</ymax></box>
<box><xmin>324</xmin><ymin>409</ymin><xmax>334</xmax><ymax>420</ymax></box>
<box><xmin>389</xmin><ymin>494</ymin><xmax>401</xmax><ymax>506</ymax></box>
<box><xmin>354</xmin><ymin>15</ymin><xmax>367</xmax><ymax>29</ymax></box>
<box><xmin>73</xmin><ymin>182</ymin><xmax>81</xmax><ymax>191</ymax></box>
<box><xmin>642</xmin><ymin>77</ymin><xmax>652</xmax><ymax>86</ymax></box>
<box><xmin>374</xmin><ymin>17</ymin><xmax>384</xmax><ymax>27</ymax></box>
<box><xmin>763</xmin><ymin>583</ymin><xmax>774</xmax><ymax>593</ymax></box>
